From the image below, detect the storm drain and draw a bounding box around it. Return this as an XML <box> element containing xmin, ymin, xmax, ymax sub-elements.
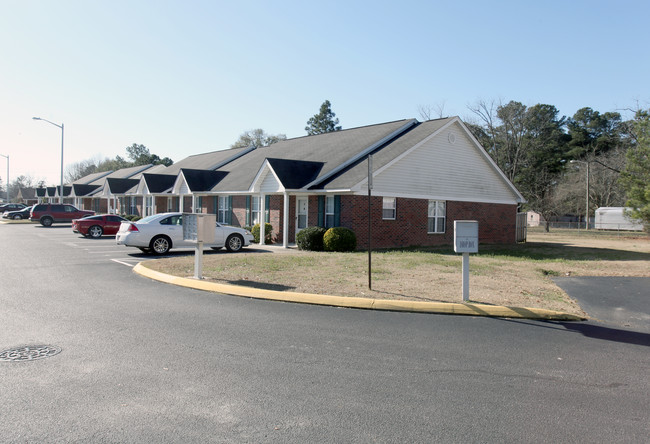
<box><xmin>0</xmin><ymin>345</ymin><xmax>62</xmax><ymax>362</ymax></box>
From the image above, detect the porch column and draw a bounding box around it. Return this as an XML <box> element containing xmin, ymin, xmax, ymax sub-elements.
<box><xmin>283</xmin><ymin>191</ymin><xmax>289</xmax><ymax>248</ymax></box>
<box><xmin>179</xmin><ymin>194</ymin><xmax>184</xmax><ymax>212</ymax></box>
<box><xmin>192</xmin><ymin>194</ymin><xmax>196</xmax><ymax>213</ymax></box>
<box><xmin>259</xmin><ymin>193</ymin><xmax>266</xmax><ymax>245</ymax></box>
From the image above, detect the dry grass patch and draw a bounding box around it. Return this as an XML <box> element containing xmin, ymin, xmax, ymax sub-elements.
<box><xmin>143</xmin><ymin>229</ymin><xmax>649</xmax><ymax>317</ymax></box>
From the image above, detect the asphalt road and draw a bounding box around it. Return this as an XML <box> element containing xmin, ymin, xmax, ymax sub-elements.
<box><xmin>554</xmin><ymin>276</ymin><xmax>650</xmax><ymax>333</ymax></box>
<box><xmin>1</xmin><ymin>223</ymin><xmax>648</xmax><ymax>443</ymax></box>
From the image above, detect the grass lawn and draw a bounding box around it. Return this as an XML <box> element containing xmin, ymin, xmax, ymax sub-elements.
<box><xmin>142</xmin><ymin>228</ymin><xmax>649</xmax><ymax>316</ymax></box>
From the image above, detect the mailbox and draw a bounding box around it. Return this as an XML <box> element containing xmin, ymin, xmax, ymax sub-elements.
<box><xmin>454</xmin><ymin>220</ymin><xmax>479</xmax><ymax>253</ymax></box>
<box><xmin>182</xmin><ymin>213</ymin><xmax>216</xmax><ymax>244</ymax></box>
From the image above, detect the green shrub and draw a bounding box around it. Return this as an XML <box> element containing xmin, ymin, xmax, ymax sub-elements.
<box><xmin>251</xmin><ymin>223</ymin><xmax>273</xmax><ymax>244</ymax></box>
<box><xmin>296</xmin><ymin>226</ymin><xmax>327</xmax><ymax>251</ymax></box>
<box><xmin>323</xmin><ymin>227</ymin><xmax>357</xmax><ymax>252</ymax></box>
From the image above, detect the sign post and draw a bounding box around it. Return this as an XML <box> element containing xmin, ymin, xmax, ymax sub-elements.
<box><xmin>183</xmin><ymin>213</ymin><xmax>216</xmax><ymax>279</ymax></box>
<box><xmin>367</xmin><ymin>155</ymin><xmax>373</xmax><ymax>290</ymax></box>
<box><xmin>454</xmin><ymin>221</ymin><xmax>479</xmax><ymax>302</ymax></box>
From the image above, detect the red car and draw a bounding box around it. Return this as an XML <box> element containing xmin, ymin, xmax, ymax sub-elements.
<box><xmin>30</xmin><ymin>203</ymin><xmax>95</xmax><ymax>226</ymax></box>
<box><xmin>72</xmin><ymin>214</ymin><xmax>128</xmax><ymax>238</ymax></box>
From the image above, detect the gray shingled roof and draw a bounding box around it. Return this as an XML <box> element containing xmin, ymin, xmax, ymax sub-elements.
<box><xmin>211</xmin><ymin>119</ymin><xmax>415</xmax><ymax>192</ymax></box>
<box><xmin>72</xmin><ymin>171</ymin><xmax>112</xmax><ymax>185</ymax></box>
<box><xmin>160</xmin><ymin>147</ymin><xmax>253</xmax><ymax>176</ymax></box>
<box><xmin>316</xmin><ymin>118</ymin><xmax>455</xmax><ymax>190</ymax></box>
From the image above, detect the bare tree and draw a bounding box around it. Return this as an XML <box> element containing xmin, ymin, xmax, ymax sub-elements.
<box><xmin>418</xmin><ymin>101</ymin><xmax>447</xmax><ymax>121</ymax></box>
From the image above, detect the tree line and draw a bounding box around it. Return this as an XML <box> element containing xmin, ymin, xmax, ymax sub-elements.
<box><xmin>461</xmin><ymin>100</ymin><xmax>648</xmax><ymax>229</ymax></box>
<box><xmin>4</xmin><ymin>99</ymin><xmax>647</xmax><ymax>229</ymax></box>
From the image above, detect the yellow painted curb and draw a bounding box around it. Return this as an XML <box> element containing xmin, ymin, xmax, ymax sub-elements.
<box><xmin>133</xmin><ymin>263</ymin><xmax>585</xmax><ymax>321</ymax></box>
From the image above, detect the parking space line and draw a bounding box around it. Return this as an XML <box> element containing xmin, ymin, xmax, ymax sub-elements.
<box><xmin>111</xmin><ymin>259</ymin><xmax>136</xmax><ymax>267</ymax></box>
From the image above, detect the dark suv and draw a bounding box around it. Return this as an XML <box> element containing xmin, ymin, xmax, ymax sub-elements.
<box><xmin>30</xmin><ymin>204</ymin><xmax>95</xmax><ymax>227</ymax></box>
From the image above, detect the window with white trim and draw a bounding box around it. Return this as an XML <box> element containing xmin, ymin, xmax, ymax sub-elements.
<box><xmin>382</xmin><ymin>197</ymin><xmax>396</xmax><ymax>220</ymax></box>
<box><xmin>325</xmin><ymin>196</ymin><xmax>335</xmax><ymax>228</ymax></box>
<box><xmin>218</xmin><ymin>196</ymin><xmax>229</xmax><ymax>224</ymax></box>
<box><xmin>194</xmin><ymin>196</ymin><xmax>203</xmax><ymax>213</ymax></box>
<box><xmin>167</xmin><ymin>197</ymin><xmax>173</xmax><ymax>212</ymax></box>
<box><xmin>428</xmin><ymin>200</ymin><xmax>446</xmax><ymax>233</ymax></box>
<box><xmin>129</xmin><ymin>197</ymin><xmax>137</xmax><ymax>215</ymax></box>
<box><xmin>251</xmin><ymin>196</ymin><xmax>260</xmax><ymax>225</ymax></box>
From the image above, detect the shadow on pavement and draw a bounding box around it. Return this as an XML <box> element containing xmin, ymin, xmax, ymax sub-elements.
<box><xmin>499</xmin><ymin>318</ymin><xmax>650</xmax><ymax>347</ymax></box>
<box><xmin>555</xmin><ymin>322</ymin><xmax>650</xmax><ymax>347</ymax></box>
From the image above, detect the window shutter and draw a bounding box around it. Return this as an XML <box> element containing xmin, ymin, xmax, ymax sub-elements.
<box><xmin>317</xmin><ymin>196</ymin><xmax>324</xmax><ymax>227</ymax></box>
<box><xmin>334</xmin><ymin>195</ymin><xmax>341</xmax><ymax>227</ymax></box>
<box><xmin>265</xmin><ymin>195</ymin><xmax>271</xmax><ymax>223</ymax></box>
<box><xmin>227</xmin><ymin>196</ymin><xmax>233</xmax><ymax>225</ymax></box>
<box><xmin>245</xmin><ymin>196</ymin><xmax>251</xmax><ymax>227</ymax></box>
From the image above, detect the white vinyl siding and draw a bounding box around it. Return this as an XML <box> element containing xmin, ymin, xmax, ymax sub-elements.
<box><xmin>370</xmin><ymin>123</ymin><xmax>518</xmax><ymax>204</ymax></box>
<box><xmin>428</xmin><ymin>200</ymin><xmax>446</xmax><ymax>233</ymax></box>
<box><xmin>382</xmin><ymin>197</ymin><xmax>396</xmax><ymax>220</ymax></box>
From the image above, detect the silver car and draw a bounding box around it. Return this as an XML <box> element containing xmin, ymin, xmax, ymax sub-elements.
<box><xmin>116</xmin><ymin>212</ymin><xmax>254</xmax><ymax>255</ymax></box>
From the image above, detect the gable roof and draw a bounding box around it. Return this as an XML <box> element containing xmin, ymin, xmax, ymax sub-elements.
<box><xmin>265</xmin><ymin>158</ymin><xmax>325</xmax><ymax>189</ymax></box>
<box><xmin>138</xmin><ymin>173</ymin><xmax>177</xmax><ymax>194</ymax></box>
<box><xmin>103</xmin><ymin>178</ymin><xmax>140</xmax><ymax>195</ymax></box>
<box><xmin>320</xmin><ymin>117</ymin><xmax>524</xmax><ymax>203</ymax></box>
<box><xmin>18</xmin><ymin>187</ymin><xmax>36</xmax><ymax>199</ymax></box>
<box><xmin>210</xmin><ymin>119</ymin><xmax>417</xmax><ymax>192</ymax></box>
<box><xmin>174</xmin><ymin>169</ymin><xmax>229</xmax><ymax>193</ymax></box>
<box><xmin>71</xmin><ymin>184</ymin><xmax>101</xmax><ymax>197</ymax></box>
<box><xmin>72</xmin><ymin>170</ymin><xmax>112</xmax><ymax>185</ymax></box>
<box><xmin>161</xmin><ymin>146</ymin><xmax>254</xmax><ymax>176</ymax></box>
<box><xmin>313</xmin><ymin>117</ymin><xmax>455</xmax><ymax>190</ymax></box>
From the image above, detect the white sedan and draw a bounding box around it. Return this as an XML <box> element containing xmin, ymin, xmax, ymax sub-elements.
<box><xmin>116</xmin><ymin>212</ymin><xmax>254</xmax><ymax>255</ymax></box>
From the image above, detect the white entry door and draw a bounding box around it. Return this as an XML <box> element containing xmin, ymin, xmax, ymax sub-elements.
<box><xmin>296</xmin><ymin>197</ymin><xmax>308</xmax><ymax>235</ymax></box>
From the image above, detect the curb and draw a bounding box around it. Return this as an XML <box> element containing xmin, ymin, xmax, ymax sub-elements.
<box><xmin>133</xmin><ymin>263</ymin><xmax>586</xmax><ymax>321</ymax></box>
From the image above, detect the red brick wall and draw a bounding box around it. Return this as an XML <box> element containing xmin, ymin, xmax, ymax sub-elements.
<box><xmin>339</xmin><ymin>195</ymin><xmax>516</xmax><ymax>249</ymax></box>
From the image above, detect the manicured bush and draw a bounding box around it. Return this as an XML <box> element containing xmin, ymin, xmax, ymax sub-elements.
<box><xmin>251</xmin><ymin>223</ymin><xmax>273</xmax><ymax>244</ymax></box>
<box><xmin>296</xmin><ymin>226</ymin><xmax>327</xmax><ymax>251</ymax></box>
<box><xmin>323</xmin><ymin>227</ymin><xmax>357</xmax><ymax>252</ymax></box>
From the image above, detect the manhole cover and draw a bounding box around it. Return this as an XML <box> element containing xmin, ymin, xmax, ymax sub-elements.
<box><xmin>0</xmin><ymin>345</ymin><xmax>62</xmax><ymax>362</ymax></box>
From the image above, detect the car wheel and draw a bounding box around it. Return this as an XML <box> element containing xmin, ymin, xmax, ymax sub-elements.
<box><xmin>40</xmin><ymin>216</ymin><xmax>53</xmax><ymax>227</ymax></box>
<box><xmin>150</xmin><ymin>235</ymin><xmax>171</xmax><ymax>255</ymax></box>
<box><xmin>88</xmin><ymin>225</ymin><xmax>103</xmax><ymax>239</ymax></box>
<box><xmin>13</xmin><ymin>214</ymin><xmax>22</xmax><ymax>220</ymax></box>
<box><xmin>225</xmin><ymin>234</ymin><xmax>244</xmax><ymax>252</ymax></box>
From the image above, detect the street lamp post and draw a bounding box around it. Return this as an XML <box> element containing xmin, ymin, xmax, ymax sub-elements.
<box><xmin>571</xmin><ymin>160</ymin><xmax>590</xmax><ymax>230</ymax></box>
<box><xmin>33</xmin><ymin>117</ymin><xmax>64</xmax><ymax>204</ymax></box>
<box><xmin>0</xmin><ymin>154</ymin><xmax>8</xmax><ymax>203</ymax></box>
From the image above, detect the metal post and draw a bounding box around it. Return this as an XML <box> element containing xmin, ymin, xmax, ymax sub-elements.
<box><xmin>0</xmin><ymin>154</ymin><xmax>8</xmax><ymax>203</ymax></box>
<box><xmin>585</xmin><ymin>162</ymin><xmax>590</xmax><ymax>230</ymax></box>
<box><xmin>60</xmin><ymin>123</ymin><xmax>64</xmax><ymax>204</ymax></box>
<box><xmin>32</xmin><ymin>118</ymin><xmax>64</xmax><ymax>204</ymax></box>
<box><xmin>194</xmin><ymin>241</ymin><xmax>203</xmax><ymax>279</ymax></box>
<box><xmin>462</xmin><ymin>252</ymin><xmax>470</xmax><ymax>301</ymax></box>
<box><xmin>368</xmin><ymin>155</ymin><xmax>373</xmax><ymax>290</ymax></box>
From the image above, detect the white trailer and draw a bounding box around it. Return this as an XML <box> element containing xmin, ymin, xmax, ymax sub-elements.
<box><xmin>594</xmin><ymin>207</ymin><xmax>644</xmax><ymax>231</ymax></box>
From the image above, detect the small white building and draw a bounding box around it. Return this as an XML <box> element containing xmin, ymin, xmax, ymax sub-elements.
<box><xmin>594</xmin><ymin>207</ymin><xmax>644</xmax><ymax>231</ymax></box>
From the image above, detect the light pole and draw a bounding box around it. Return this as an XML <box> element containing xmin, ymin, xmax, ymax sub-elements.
<box><xmin>33</xmin><ymin>117</ymin><xmax>64</xmax><ymax>204</ymax></box>
<box><xmin>0</xmin><ymin>154</ymin><xmax>8</xmax><ymax>203</ymax></box>
<box><xmin>571</xmin><ymin>160</ymin><xmax>590</xmax><ymax>230</ymax></box>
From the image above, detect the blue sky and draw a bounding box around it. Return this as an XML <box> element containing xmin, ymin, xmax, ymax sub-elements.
<box><xmin>1</xmin><ymin>0</ymin><xmax>648</xmax><ymax>186</ymax></box>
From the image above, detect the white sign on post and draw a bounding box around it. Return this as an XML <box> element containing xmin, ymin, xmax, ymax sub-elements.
<box><xmin>454</xmin><ymin>221</ymin><xmax>479</xmax><ymax>302</ymax></box>
<box><xmin>183</xmin><ymin>213</ymin><xmax>216</xmax><ymax>279</ymax></box>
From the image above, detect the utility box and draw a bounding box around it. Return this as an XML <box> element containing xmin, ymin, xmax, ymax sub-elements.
<box><xmin>454</xmin><ymin>220</ymin><xmax>479</xmax><ymax>253</ymax></box>
<box><xmin>182</xmin><ymin>213</ymin><xmax>216</xmax><ymax>244</ymax></box>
